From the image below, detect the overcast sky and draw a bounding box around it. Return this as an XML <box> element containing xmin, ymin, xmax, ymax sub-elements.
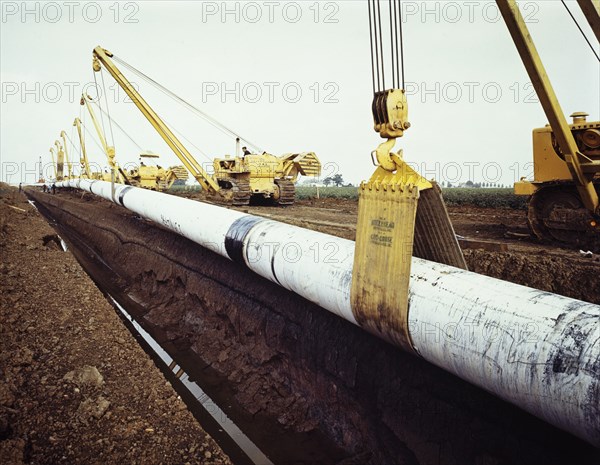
<box><xmin>1</xmin><ymin>0</ymin><xmax>599</xmax><ymax>186</ymax></box>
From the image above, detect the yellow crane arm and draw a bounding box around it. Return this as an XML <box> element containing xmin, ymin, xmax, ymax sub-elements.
<box><xmin>91</xmin><ymin>46</ymin><xmax>221</xmax><ymax>194</ymax></box>
<box><xmin>80</xmin><ymin>93</ymin><xmax>129</xmax><ymax>184</ymax></box>
<box><xmin>54</xmin><ymin>140</ymin><xmax>65</xmax><ymax>181</ymax></box>
<box><xmin>497</xmin><ymin>0</ymin><xmax>599</xmax><ymax>214</ymax></box>
<box><xmin>73</xmin><ymin>117</ymin><xmax>92</xmax><ymax>178</ymax></box>
<box><xmin>577</xmin><ymin>0</ymin><xmax>600</xmax><ymax>43</ymax></box>
<box><xmin>60</xmin><ymin>131</ymin><xmax>72</xmax><ymax>178</ymax></box>
<box><xmin>49</xmin><ymin>147</ymin><xmax>57</xmax><ymax>180</ymax></box>
<box><xmin>80</xmin><ymin>95</ymin><xmax>115</xmax><ymax>168</ymax></box>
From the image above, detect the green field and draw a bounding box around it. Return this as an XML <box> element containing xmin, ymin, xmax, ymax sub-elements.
<box><xmin>169</xmin><ymin>184</ymin><xmax>528</xmax><ymax>210</ymax></box>
<box><xmin>441</xmin><ymin>188</ymin><xmax>528</xmax><ymax>209</ymax></box>
<box><xmin>167</xmin><ymin>184</ymin><xmax>202</xmax><ymax>193</ymax></box>
<box><xmin>296</xmin><ymin>186</ymin><xmax>528</xmax><ymax>209</ymax></box>
<box><xmin>295</xmin><ymin>186</ymin><xmax>358</xmax><ymax>200</ymax></box>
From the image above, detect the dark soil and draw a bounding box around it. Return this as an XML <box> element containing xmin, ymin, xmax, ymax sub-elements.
<box><xmin>0</xmin><ymin>184</ymin><xmax>231</xmax><ymax>465</ymax></box>
<box><xmin>24</xmin><ymin>188</ymin><xmax>600</xmax><ymax>465</ymax></box>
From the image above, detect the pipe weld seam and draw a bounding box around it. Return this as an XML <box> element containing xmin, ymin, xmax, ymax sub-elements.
<box><xmin>225</xmin><ymin>215</ymin><xmax>265</xmax><ymax>265</ymax></box>
<box><xmin>118</xmin><ymin>186</ymin><xmax>134</xmax><ymax>207</ymax></box>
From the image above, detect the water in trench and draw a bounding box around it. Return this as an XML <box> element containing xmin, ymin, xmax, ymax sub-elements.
<box><xmin>31</xmin><ymin>195</ymin><xmax>347</xmax><ymax>465</ymax></box>
<box><xmin>28</xmin><ymin>197</ymin><xmax>277</xmax><ymax>463</ymax></box>
<box><xmin>107</xmin><ymin>295</ymin><xmax>274</xmax><ymax>465</ymax></box>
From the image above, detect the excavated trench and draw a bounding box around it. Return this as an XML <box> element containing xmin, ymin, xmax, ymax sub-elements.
<box><xmin>28</xmin><ymin>190</ymin><xmax>599</xmax><ymax>465</ymax></box>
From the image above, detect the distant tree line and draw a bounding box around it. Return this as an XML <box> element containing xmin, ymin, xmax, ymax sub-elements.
<box><xmin>440</xmin><ymin>181</ymin><xmax>509</xmax><ymax>188</ymax></box>
<box><xmin>323</xmin><ymin>174</ymin><xmax>347</xmax><ymax>186</ymax></box>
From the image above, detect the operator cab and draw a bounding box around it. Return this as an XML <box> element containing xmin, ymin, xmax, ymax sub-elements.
<box><xmin>139</xmin><ymin>151</ymin><xmax>162</xmax><ymax>168</ymax></box>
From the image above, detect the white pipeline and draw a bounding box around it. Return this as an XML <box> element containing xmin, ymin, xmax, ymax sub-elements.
<box><xmin>56</xmin><ymin>179</ymin><xmax>600</xmax><ymax>446</ymax></box>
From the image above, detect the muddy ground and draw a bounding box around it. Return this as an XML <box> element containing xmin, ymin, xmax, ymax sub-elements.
<box><xmin>20</xmin><ymin>187</ymin><xmax>600</xmax><ymax>465</ymax></box>
<box><xmin>0</xmin><ymin>185</ymin><xmax>232</xmax><ymax>464</ymax></box>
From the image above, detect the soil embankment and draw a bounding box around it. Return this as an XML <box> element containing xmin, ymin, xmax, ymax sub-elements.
<box><xmin>0</xmin><ymin>184</ymin><xmax>232</xmax><ymax>465</ymax></box>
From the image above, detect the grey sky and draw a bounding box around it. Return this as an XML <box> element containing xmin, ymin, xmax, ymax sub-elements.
<box><xmin>1</xmin><ymin>0</ymin><xmax>599</xmax><ymax>186</ymax></box>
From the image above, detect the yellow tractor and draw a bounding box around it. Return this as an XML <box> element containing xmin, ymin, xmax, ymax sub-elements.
<box><xmin>515</xmin><ymin>112</ymin><xmax>600</xmax><ymax>250</ymax></box>
<box><xmin>126</xmin><ymin>152</ymin><xmax>189</xmax><ymax>191</ymax></box>
<box><xmin>213</xmin><ymin>152</ymin><xmax>321</xmax><ymax>205</ymax></box>
<box><xmin>507</xmin><ymin>0</ymin><xmax>600</xmax><ymax>251</ymax></box>
<box><xmin>91</xmin><ymin>46</ymin><xmax>320</xmax><ymax>206</ymax></box>
<box><xmin>79</xmin><ymin>95</ymin><xmax>189</xmax><ymax>191</ymax></box>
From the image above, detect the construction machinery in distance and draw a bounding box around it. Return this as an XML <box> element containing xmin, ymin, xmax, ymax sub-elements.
<box><xmin>78</xmin><ymin>94</ymin><xmax>189</xmax><ymax>191</ymax></box>
<box><xmin>129</xmin><ymin>151</ymin><xmax>189</xmax><ymax>191</ymax></box>
<box><xmin>48</xmin><ymin>146</ymin><xmax>59</xmax><ymax>181</ymax></box>
<box><xmin>91</xmin><ymin>46</ymin><xmax>321</xmax><ymax>206</ymax></box>
<box><xmin>514</xmin><ymin>111</ymin><xmax>600</xmax><ymax>250</ymax></box>
<box><xmin>79</xmin><ymin>93</ymin><xmax>129</xmax><ymax>185</ymax></box>
<box><xmin>211</xmin><ymin>150</ymin><xmax>321</xmax><ymax>205</ymax></box>
<box><xmin>73</xmin><ymin>117</ymin><xmax>97</xmax><ymax>179</ymax></box>
<box><xmin>59</xmin><ymin>131</ymin><xmax>73</xmax><ymax>179</ymax></box>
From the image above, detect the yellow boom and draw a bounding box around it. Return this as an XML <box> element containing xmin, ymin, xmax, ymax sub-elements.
<box><xmin>91</xmin><ymin>46</ymin><xmax>222</xmax><ymax>194</ymax></box>
<box><xmin>79</xmin><ymin>93</ymin><xmax>127</xmax><ymax>184</ymax></box>
<box><xmin>60</xmin><ymin>130</ymin><xmax>72</xmax><ymax>178</ymax></box>
<box><xmin>73</xmin><ymin>117</ymin><xmax>92</xmax><ymax>179</ymax></box>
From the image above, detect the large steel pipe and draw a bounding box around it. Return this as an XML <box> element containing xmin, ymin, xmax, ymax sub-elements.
<box><xmin>55</xmin><ymin>179</ymin><xmax>600</xmax><ymax>445</ymax></box>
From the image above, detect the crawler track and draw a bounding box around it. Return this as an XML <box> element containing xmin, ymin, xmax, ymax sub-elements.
<box><xmin>274</xmin><ymin>179</ymin><xmax>295</xmax><ymax>205</ymax></box>
<box><xmin>218</xmin><ymin>178</ymin><xmax>252</xmax><ymax>206</ymax></box>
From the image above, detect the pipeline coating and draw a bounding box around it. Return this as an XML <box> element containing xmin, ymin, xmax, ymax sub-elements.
<box><xmin>225</xmin><ymin>215</ymin><xmax>265</xmax><ymax>264</ymax></box>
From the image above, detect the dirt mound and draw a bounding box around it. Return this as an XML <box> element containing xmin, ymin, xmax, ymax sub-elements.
<box><xmin>465</xmin><ymin>249</ymin><xmax>600</xmax><ymax>303</ymax></box>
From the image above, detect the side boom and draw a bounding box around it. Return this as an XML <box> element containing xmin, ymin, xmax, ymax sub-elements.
<box><xmin>92</xmin><ymin>46</ymin><xmax>221</xmax><ymax>194</ymax></box>
<box><xmin>497</xmin><ymin>0</ymin><xmax>599</xmax><ymax>214</ymax></box>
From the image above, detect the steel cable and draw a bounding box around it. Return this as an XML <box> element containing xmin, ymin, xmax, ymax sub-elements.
<box><xmin>561</xmin><ymin>0</ymin><xmax>600</xmax><ymax>62</ymax></box>
<box><xmin>369</xmin><ymin>0</ymin><xmax>406</xmax><ymax>91</ymax></box>
<box><xmin>112</xmin><ymin>55</ymin><xmax>264</xmax><ymax>153</ymax></box>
